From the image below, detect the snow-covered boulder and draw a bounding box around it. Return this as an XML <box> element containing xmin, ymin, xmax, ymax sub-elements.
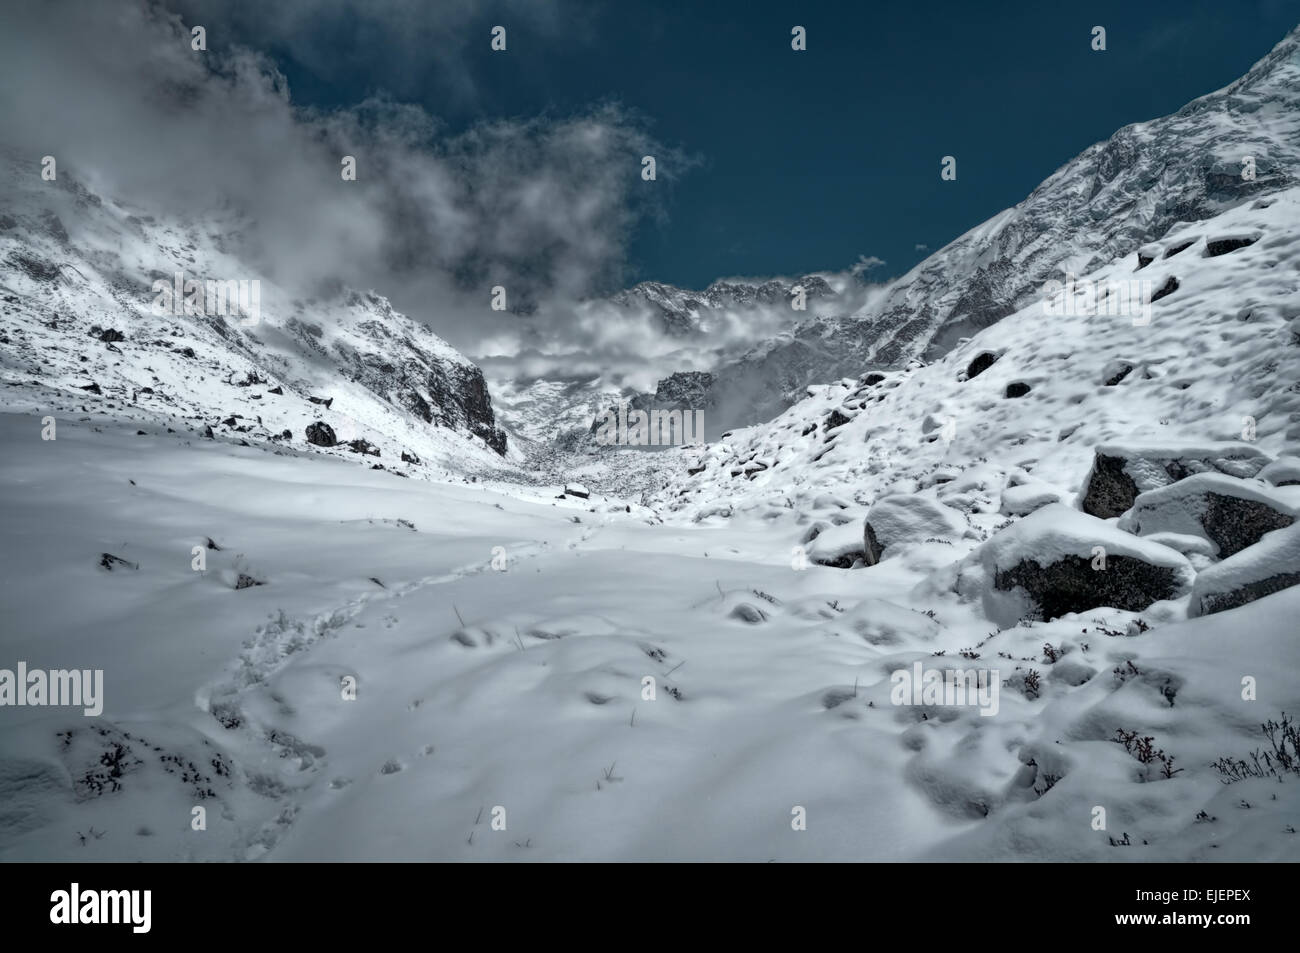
<box><xmin>1260</xmin><ymin>456</ymin><xmax>1300</xmax><ymax>487</ymax></box>
<box><xmin>950</xmin><ymin>504</ymin><xmax>1195</xmax><ymax>627</ymax></box>
<box><xmin>805</xmin><ymin>522</ymin><xmax>867</xmax><ymax>568</ymax></box>
<box><xmin>1190</xmin><ymin>523</ymin><xmax>1300</xmax><ymax>616</ymax></box>
<box><xmin>563</xmin><ymin>483</ymin><xmax>590</xmax><ymax>499</ymax></box>
<box><xmin>1078</xmin><ymin>442</ymin><xmax>1271</xmax><ymax>518</ymax></box>
<box><xmin>1000</xmin><ymin>478</ymin><xmax>1066</xmax><ymax>516</ymax></box>
<box><xmin>863</xmin><ymin>494</ymin><xmax>967</xmax><ymax>564</ymax></box>
<box><xmin>1119</xmin><ymin>473</ymin><xmax>1296</xmax><ymax>558</ymax></box>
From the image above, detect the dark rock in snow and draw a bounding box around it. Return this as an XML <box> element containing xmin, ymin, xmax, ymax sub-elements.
<box><xmin>1205</xmin><ymin>236</ymin><xmax>1257</xmax><ymax>257</ymax></box>
<box><xmin>1150</xmin><ymin>275</ymin><xmax>1180</xmax><ymax>303</ymax></box>
<box><xmin>1191</xmin><ymin>523</ymin><xmax>1300</xmax><ymax>616</ymax></box>
<box><xmin>305</xmin><ymin>421</ymin><xmax>337</xmax><ymax>447</ymax></box>
<box><xmin>1079</xmin><ymin>443</ymin><xmax>1271</xmax><ymax>519</ymax></box>
<box><xmin>965</xmin><ymin>352</ymin><xmax>997</xmax><ymax>380</ymax></box>
<box><xmin>1005</xmin><ymin>382</ymin><xmax>1031</xmax><ymax>398</ymax></box>
<box><xmin>98</xmin><ymin>328</ymin><xmax>125</xmax><ymax>343</ymax></box>
<box><xmin>949</xmin><ymin>505</ymin><xmax>1194</xmax><ymax>626</ymax></box>
<box><xmin>99</xmin><ymin>552</ymin><xmax>138</xmax><ymax>571</ymax></box>
<box><xmin>1121</xmin><ymin>474</ymin><xmax>1296</xmax><ymax>558</ymax></box>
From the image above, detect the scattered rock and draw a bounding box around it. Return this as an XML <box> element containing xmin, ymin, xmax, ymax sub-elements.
<box><xmin>305</xmin><ymin>421</ymin><xmax>337</xmax><ymax>447</ymax></box>
<box><xmin>1150</xmin><ymin>275</ymin><xmax>1179</xmax><ymax>303</ymax></box>
<box><xmin>98</xmin><ymin>328</ymin><xmax>125</xmax><ymax>343</ymax></box>
<box><xmin>1102</xmin><ymin>360</ymin><xmax>1134</xmax><ymax>386</ymax></box>
<box><xmin>965</xmin><ymin>352</ymin><xmax>997</xmax><ymax>380</ymax></box>
<box><xmin>307</xmin><ymin>396</ymin><xmax>334</xmax><ymax>409</ymax></box>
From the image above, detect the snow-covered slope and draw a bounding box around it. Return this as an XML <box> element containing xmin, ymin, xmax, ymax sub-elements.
<box><xmin>661</xmin><ymin>188</ymin><xmax>1300</xmax><ymax>528</ymax></box>
<box><xmin>0</xmin><ymin>153</ymin><xmax>513</xmax><ymax>477</ymax></box>
<box><xmin>674</xmin><ymin>24</ymin><xmax>1300</xmax><ymax>429</ymax></box>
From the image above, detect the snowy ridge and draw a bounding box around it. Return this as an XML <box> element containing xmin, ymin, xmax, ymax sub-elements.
<box><xmin>680</xmin><ymin>24</ymin><xmax>1300</xmax><ymax>428</ymax></box>
<box><xmin>662</xmin><ymin>188</ymin><xmax>1300</xmax><ymax>528</ymax></box>
<box><xmin>0</xmin><ymin>154</ymin><xmax>515</xmax><ymax>478</ymax></box>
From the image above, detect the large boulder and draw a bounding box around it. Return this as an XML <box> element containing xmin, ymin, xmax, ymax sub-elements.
<box><xmin>863</xmin><ymin>494</ymin><xmax>967</xmax><ymax>565</ymax></box>
<box><xmin>950</xmin><ymin>504</ymin><xmax>1194</xmax><ymax>627</ymax></box>
<box><xmin>805</xmin><ymin>522</ymin><xmax>867</xmax><ymax>568</ymax></box>
<box><xmin>1190</xmin><ymin>523</ymin><xmax>1300</xmax><ymax>616</ymax></box>
<box><xmin>1119</xmin><ymin>473</ymin><xmax>1296</xmax><ymax>558</ymax></box>
<box><xmin>1078</xmin><ymin>442</ymin><xmax>1270</xmax><ymax>518</ymax></box>
<box><xmin>305</xmin><ymin>421</ymin><xmax>337</xmax><ymax>447</ymax></box>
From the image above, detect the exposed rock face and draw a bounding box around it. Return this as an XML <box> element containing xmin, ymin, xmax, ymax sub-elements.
<box><xmin>1079</xmin><ymin>443</ymin><xmax>1271</xmax><ymax>518</ymax></box>
<box><xmin>1190</xmin><ymin>523</ymin><xmax>1300</xmax><ymax>616</ymax></box>
<box><xmin>1120</xmin><ymin>473</ymin><xmax>1296</xmax><ymax>558</ymax></box>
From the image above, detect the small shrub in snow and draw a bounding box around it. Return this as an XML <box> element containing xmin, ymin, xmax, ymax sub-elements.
<box><xmin>1211</xmin><ymin>714</ymin><xmax>1300</xmax><ymax>783</ymax></box>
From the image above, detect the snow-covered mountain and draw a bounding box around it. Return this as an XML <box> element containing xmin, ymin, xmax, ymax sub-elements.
<box><xmin>612</xmin><ymin>274</ymin><xmax>841</xmax><ymax>337</ymax></box>
<box><xmin>0</xmin><ymin>152</ymin><xmax>514</xmax><ymax>479</ymax></box>
<box><xmin>651</xmin><ymin>24</ymin><xmax>1300</xmax><ymax>431</ymax></box>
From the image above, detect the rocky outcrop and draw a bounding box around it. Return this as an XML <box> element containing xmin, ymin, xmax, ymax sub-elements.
<box><xmin>949</xmin><ymin>504</ymin><xmax>1195</xmax><ymax>626</ymax></box>
<box><xmin>1190</xmin><ymin>523</ymin><xmax>1300</xmax><ymax>616</ymax></box>
<box><xmin>1120</xmin><ymin>473</ymin><xmax>1296</xmax><ymax>558</ymax></box>
<box><xmin>1078</xmin><ymin>443</ymin><xmax>1271</xmax><ymax>519</ymax></box>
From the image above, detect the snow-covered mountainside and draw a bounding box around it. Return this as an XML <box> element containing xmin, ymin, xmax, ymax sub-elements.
<box><xmin>612</xmin><ymin>274</ymin><xmax>840</xmax><ymax>337</ymax></box>
<box><xmin>0</xmin><ymin>153</ymin><xmax>513</xmax><ymax>478</ymax></box>
<box><xmin>661</xmin><ymin>189</ymin><xmax>1300</xmax><ymax>527</ymax></box>
<box><xmin>668</xmin><ymin>24</ymin><xmax>1300</xmax><ymax>430</ymax></box>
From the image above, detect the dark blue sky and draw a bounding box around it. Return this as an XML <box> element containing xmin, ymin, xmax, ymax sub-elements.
<box><xmin>192</xmin><ymin>0</ymin><xmax>1297</xmax><ymax>290</ymax></box>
